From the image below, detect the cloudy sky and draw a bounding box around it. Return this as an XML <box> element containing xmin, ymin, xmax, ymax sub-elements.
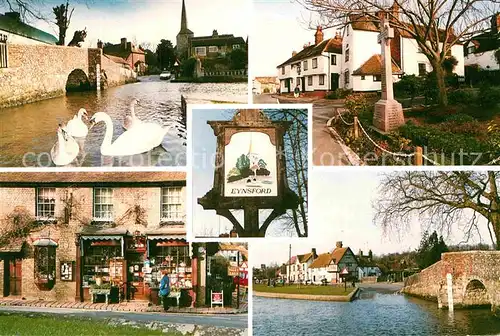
<box><xmin>250</xmin><ymin>170</ymin><xmax>492</xmax><ymax>267</ymax></box>
<box><xmin>2</xmin><ymin>0</ymin><xmax>249</xmax><ymax>49</ymax></box>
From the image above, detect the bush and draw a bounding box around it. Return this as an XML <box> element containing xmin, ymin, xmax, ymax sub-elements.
<box><xmin>477</xmin><ymin>85</ymin><xmax>500</xmax><ymax>108</ymax></box>
<box><xmin>443</xmin><ymin>113</ymin><xmax>476</xmax><ymax>124</ymax></box>
<box><xmin>447</xmin><ymin>89</ymin><xmax>476</xmax><ymax>106</ymax></box>
<box><xmin>439</xmin><ymin>114</ymin><xmax>482</xmax><ymax>136</ymax></box>
<box><xmin>394</xmin><ymin>75</ymin><xmax>424</xmax><ymax>100</ymax></box>
<box><xmin>344</xmin><ymin>94</ymin><xmax>369</xmax><ymax>116</ymax></box>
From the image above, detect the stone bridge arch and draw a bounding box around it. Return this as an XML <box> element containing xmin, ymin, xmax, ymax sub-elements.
<box><xmin>66</xmin><ymin>68</ymin><xmax>91</xmax><ymax>92</ymax></box>
<box><xmin>461</xmin><ymin>278</ymin><xmax>492</xmax><ymax>308</ymax></box>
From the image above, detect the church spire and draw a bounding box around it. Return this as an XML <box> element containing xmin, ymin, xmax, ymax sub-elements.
<box><xmin>180</xmin><ymin>0</ymin><xmax>188</xmax><ymax>33</ymax></box>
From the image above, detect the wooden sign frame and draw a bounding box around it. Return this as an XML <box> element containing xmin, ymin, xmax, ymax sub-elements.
<box><xmin>198</xmin><ymin>109</ymin><xmax>301</xmax><ymax>237</ymax></box>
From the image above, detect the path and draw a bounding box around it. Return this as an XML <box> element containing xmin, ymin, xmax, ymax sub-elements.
<box><xmin>0</xmin><ymin>306</ymin><xmax>247</xmax><ymax>329</ymax></box>
<box><xmin>357</xmin><ymin>282</ymin><xmax>404</xmax><ymax>293</ymax></box>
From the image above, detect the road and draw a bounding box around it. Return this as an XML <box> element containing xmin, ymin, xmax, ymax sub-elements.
<box><xmin>357</xmin><ymin>282</ymin><xmax>404</xmax><ymax>293</ymax></box>
<box><xmin>0</xmin><ymin>306</ymin><xmax>248</xmax><ymax>329</ymax></box>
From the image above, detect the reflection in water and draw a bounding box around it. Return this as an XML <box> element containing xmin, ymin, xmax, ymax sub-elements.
<box><xmin>0</xmin><ymin>76</ymin><xmax>247</xmax><ymax>167</ymax></box>
<box><xmin>253</xmin><ymin>289</ymin><xmax>500</xmax><ymax>336</ymax></box>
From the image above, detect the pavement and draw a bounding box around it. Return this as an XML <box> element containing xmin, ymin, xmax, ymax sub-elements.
<box><xmin>0</xmin><ymin>305</ymin><xmax>248</xmax><ymax>329</ymax></box>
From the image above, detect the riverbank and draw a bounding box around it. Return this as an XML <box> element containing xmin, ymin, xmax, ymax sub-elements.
<box><xmin>253</xmin><ymin>284</ymin><xmax>358</xmax><ymax>302</ymax></box>
<box><xmin>171</xmin><ymin>76</ymin><xmax>247</xmax><ymax>83</ymax></box>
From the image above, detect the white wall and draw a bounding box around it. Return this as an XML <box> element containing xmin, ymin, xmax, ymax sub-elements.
<box><xmin>0</xmin><ymin>29</ymin><xmax>53</xmax><ymax>45</ymax></box>
<box><xmin>465</xmin><ymin>50</ymin><xmax>499</xmax><ymax>70</ymax></box>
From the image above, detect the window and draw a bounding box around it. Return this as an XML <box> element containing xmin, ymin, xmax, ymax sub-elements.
<box><xmin>319</xmin><ymin>74</ymin><xmax>325</xmax><ymax>85</ymax></box>
<box><xmin>36</xmin><ymin>188</ymin><xmax>56</xmax><ymax>220</ymax></box>
<box><xmin>93</xmin><ymin>188</ymin><xmax>113</xmax><ymax>221</ymax></box>
<box><xmin>0</xmin><ymin>34</ymin><xmax>7</xmax><ymax>68</ymax></box>
<box><xmin>281</xmin><ymin>66</ymin><xmax>285</xmax><ymax>75</ymax></box>
<box><xmin>361</xmin><ymin>75</ymin><xmax>366</xmax><ymax>80</ymax></box>
<box><xmin>373</xmin><ymin>75</ymin><xmax>381</xmax><ymax>82</ymax></box>
<box><xmin>467</xmin><ymin>46</ymin><xmax>475</xmax><ymax>55</ymax></box>
<box><xmin>312</xmin><ymin>58</ymin><xmax>318</xmax><ymax>69</ymax></box>
<box><xmin>418</xmin><ymin>63</ymin><xmax>427</xmax><ymax>77</ymax></box>
<box><xmin>34</xmin><ymin>245</ymin><xmax>56</xmax><ymax>290</ymax></box>
<box><xmin>331</xmin><ymin>55</ymin><xmax>337</xmax><ymax>65</ymax></box>
<box><xmin>344</xmin><ymin>70</ymin><xmax>349</xmax><ymax>85</ymax></box>
<box><xmin>208</xmin><ymin>46</ymin><xmax>218</xmax><ymax>53</ymax></box>
<box><xmin>308</xmin><ymin>76</ymin><xmax>313</xmax><ymax>86</ymax></box>
<box><xmin>232</xmin><ymin>44</ymin><xmax>241</xmax><ymax>49</ymax></box>
<box><xmin>346</xmin><ymin>25</ymin><xmax>349</xmax><ymax>36</ymax></box>
<box><xmin>303</xmin><ymin>60</ymin><xmax>308</xmax><ymax>71</ymax></box>
<box><xmin>345</xmin><ymin>48</ymin><xmax>349</xmax><ymax>62</ymax></box>
<box><xmin>161</xmin><ymin>187</ymin><xmax>183</xmax><ymax>221</ymax></box>
<box><xmin>194</xmin><ymin>46</ymin><xmax>206</xmax><ymax>56</ymax></box>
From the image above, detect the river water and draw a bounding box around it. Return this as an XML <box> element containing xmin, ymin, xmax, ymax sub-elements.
<box><xmin>0</xmin><ymin>76</ymin><xmax>247</xmax><ymax>167</ymax></box>
<box><xmin>253</xmin><ymin>287</ymin><xmax>500</xmax><ymax>336</ymax></box>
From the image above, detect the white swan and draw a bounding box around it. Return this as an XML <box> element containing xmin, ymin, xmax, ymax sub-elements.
<box><xmin>65</xmin><ymin>108</ymin><xmax>89</xmax><ymax>138</ymax></box>
<box><xmin>123</xmin><ymin>98</ymin><xmax>143</xmax><ymax>130</ymax></box>
<box><xmin>90</xmin><ymin>112</ymin><xmax>172</xmax><ymax>156</ymax></box>
<box><xmin>50</xmin><ymin>124</ymin><xmax>79</xmax><ymax>166</ymax></box>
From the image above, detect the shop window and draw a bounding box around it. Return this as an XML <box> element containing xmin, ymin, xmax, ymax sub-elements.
<box><xmin>36</xmin><ymin>187</ymin><xmax>56</xmax><ymax>220</ymax></box>
<box><xmin>93</xmin><ymin>188</ymin><xmax>113</xmax><ymax>221</ymax></box>
<box><xmin>0</xmin><ymin>34</ymin><xmax>7</xmax><ymax>68</ymax></box>
<box><xmin>312</xmin><ymin>58</ymin><xmax>318</xmax><ymax>69</ymax></box>
<box><xmin>82</xmin><ymin>242</ymin><xmax>122</xmax><ymax>288</ymax></box>
<box><xmin>34</xmin><ymin>246</ymin><xmax>56</xmax><ymax>290</ymax></box>
<box><xmin>161</xmin><ymin>187</ymin><xmax>183</xmax><ymax>222</ymax></box>
<box><xmin>195</xmin><ymin>47</ymin><xmax>206</xmax><ymax>56</ymax></box>
<box><xmin>149</xmin><ymin>243</ymin><xmax>192</xmax><ymax>289</ymax></box>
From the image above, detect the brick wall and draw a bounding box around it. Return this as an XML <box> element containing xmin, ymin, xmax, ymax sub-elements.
<box><xmin>0</xmin><ymin>185</ymin><xmax>186</xmax><ymax>301</ymax></box>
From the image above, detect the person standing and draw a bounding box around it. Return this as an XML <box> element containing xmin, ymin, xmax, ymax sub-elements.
<box><xmin>159</xmin><ymin>269</ymin><xmax>170</xmax><ymax>311</ymax></box>
<box><xmin>294</xmin><ymin>84</ymin><xmax>300</xmax><ymax>98</ymax></box>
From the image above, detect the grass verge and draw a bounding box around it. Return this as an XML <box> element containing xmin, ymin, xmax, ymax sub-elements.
<box><xmin>254</xmin><ymin>284</ymin><xmax>354</xmax><ymax>296</ymax></box>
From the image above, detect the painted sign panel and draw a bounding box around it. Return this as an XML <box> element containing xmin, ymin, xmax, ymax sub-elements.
<box><xmin>224</xmin><ymin>131</ymin><xmax>277</xmax><ymax>197</ymax></box>
<box><xmin>60</xmin><ymin>261</ymin><xmax>74</xmax><ymax>281</ymax></box>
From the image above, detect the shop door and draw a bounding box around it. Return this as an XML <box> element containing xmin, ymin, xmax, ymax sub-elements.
<box><xmin>9</xmin><ymin>259</ymin><xmax>22</xmax><ymax>296</ymax></box>
<box><xmin>126</xmin><ymin>252</ymin><xmax>145</xmax><ymax>300</ymax></box>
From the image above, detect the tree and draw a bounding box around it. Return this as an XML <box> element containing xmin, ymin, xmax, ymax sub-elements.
<box><xmin>0</xmin><ymin>0</ymin><xmax>92</xmax><ymax>22</ymax></box>
<box><xmin>416</xmin><ymin>230</ymin><xmax>448</xmax><ymax>268</ymax></box>
<box><xmin>228</xmin><ymin>48</ymin><xmax>247</xmax><ymax>70</ymax></box>
<box><xmin>180</xmin><ymin>57</ymin><xmax>196</xmax><ymax>78</ymax></box>
<box><xmin>298</xmin><ymin>0</ymin><xmax>499</xmax><ymax>107</ymax></box>
<box><xmin>53</xmin><ymin>1</ymin><xmax>74</xmax><ymax>45</ymax></box>
<box><xmin>156</xmin><ymin>39</ymin><xmax>176</xmax><ymax>71</ymax></box>
<box><xmin>374</xmin><ymin>171</ymin><xmax>500</xmax><ymax>250</ymax></box>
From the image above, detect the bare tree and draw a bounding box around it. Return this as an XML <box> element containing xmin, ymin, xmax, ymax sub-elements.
<box><xmin>53</xmin><ymin>1</ymin><xmax>74</xmax><ymax>45</ymax></box>
<box><xmin>298</xmin><ymin>0</ymin><xmax>499</xmax><ymax>106</ymax></box>
<box><xmin>374</xmin><ymin>171</ymin><xmax>500</xmax><ymax>249</ymax></box>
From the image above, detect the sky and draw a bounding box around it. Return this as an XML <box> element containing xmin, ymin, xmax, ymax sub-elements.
<box><xmin>2</xmin><ymin>0</ymin><xmax>249</xmax><ymax>49</ymax></box>
<box><xmin>250</xmin><ymin>170</ymin><xmax>492</xmax><ymax>267</ymax></box>
<box><xmin>252</xmin><ymin>0</ymin><xmax>334</xmax><ymax>77</ymax></box>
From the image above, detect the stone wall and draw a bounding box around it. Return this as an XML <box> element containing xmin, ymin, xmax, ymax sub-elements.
<box><xmin>0</xmin><ymin>44</ymin><xmax>136</xmax><ymax>108</ymax></box>
<box><xmin>0</xmin><ymin>185</ymin><xmax>186</xmax><ymax>301</ymax></box>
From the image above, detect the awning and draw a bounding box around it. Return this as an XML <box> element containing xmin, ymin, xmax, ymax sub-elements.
<box><xmin>80</xmin><ymin>235</ymin><xmax>123</xmax><ymax>241</ymax></box>
<box><xmin>147</xmin><ymin>235</ymin><xmax>186</xmax><ymax>241</ymax></box>
<box><xmin>33</xmin><ymin>238</ymin><xmax>58</xmax><ymax>247</ymax></box>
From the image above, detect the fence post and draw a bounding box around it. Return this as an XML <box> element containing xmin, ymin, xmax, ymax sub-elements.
<box><xmin>415</xmin><ymin>146</ymin><xmax>423</xmax><ymax>166</ymax></box>
<box><xmin>353</xmin><ymin>116</ymin><xmax>359</xmax><ymax>139</ymax></box>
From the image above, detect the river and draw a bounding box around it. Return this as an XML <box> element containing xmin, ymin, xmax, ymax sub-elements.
<box><xmin>253</xmin><ymin>286</ymin><xmax>500</xmax><ymax>336</ymax></box>
<box><xmin>0</xmin><ymin>76</ymin><xmax>247</xmax><ymax>167</ymax></box>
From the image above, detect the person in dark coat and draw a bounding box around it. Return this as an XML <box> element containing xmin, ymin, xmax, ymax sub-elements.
<box><xmin>159</xmin><ymin>269</ymin><xmax>170</xmax><ymax>311</ymax></box>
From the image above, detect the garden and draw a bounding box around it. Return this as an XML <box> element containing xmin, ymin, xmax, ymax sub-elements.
<box><xmin>329</xmin><ymin>72</ymin><xmax>500</xmax><ymax>165</ymax></box>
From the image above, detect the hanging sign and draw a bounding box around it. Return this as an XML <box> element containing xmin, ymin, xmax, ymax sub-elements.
<box><xmin>60</xmin><ymin>261</ymin><xmax>75</xmax><ymax>281</ymax></box>
<box><xmin>224</xmin><ymin>130</ymin><xmax>278</xmax><ymax>197</ymax></box>
<box><xmin>228</xmin><ymin>266</ymin><xmax>239</xmax><ymax>277</ymax></box>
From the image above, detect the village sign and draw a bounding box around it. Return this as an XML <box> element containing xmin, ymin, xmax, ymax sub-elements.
<box><xmin>198</xmin><ymin>109</ymin><xmax>301</xmax><ymax>237</ymax></box>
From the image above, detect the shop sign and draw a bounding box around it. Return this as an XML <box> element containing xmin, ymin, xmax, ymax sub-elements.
<box><xmin>228</xmin><ymin>266</ymin><xmax>239</xmax><ymax>276</ymax></box>
<box><xmin>211</xmin><ymin>291</ymin><xmax>224</xmax><ymax>308</ymax></box>
<box><xmin>60</xmin><ymin>261</ymin><xmax>74</xmax><ymax>281</ymax></box>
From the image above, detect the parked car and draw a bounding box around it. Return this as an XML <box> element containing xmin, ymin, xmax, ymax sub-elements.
<box><xmin>160</xmin><ymin>71</ymin><xmax>171</xmax><ymax>80</ymax></box>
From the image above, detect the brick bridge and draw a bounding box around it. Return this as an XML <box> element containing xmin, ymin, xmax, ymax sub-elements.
<box><xmin>0</xmin><ymin>44</ymin><xmax>136</xmax><ymax>108</ymax></box>
<box><xmin>402</xmin><ymin>251</ymin><xmax>500</xmax><ymax>312</ymax></box>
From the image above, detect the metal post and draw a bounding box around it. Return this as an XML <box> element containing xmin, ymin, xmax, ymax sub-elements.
<box><xmin>237</xmin><ymin>251</ymin><xmax>240</xmax><ymax>309</ymax></box>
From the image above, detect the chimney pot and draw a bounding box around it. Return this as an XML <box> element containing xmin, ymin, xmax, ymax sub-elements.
<box><xmin>312</xmin><ymin>248</ymin><xmax>317</xmax><ymax>258</ymax></box>
<box><xmin>336</xmin><ymin>241</ymin><xmax>343</xmax><ymax>248</ymax></box>
<box><xmin>121</xmin><ymin>37</ymin><xmax>127</xmax><ymax>49</ymax></box>
<box><xmin>213</xmin><ymin>29</ymin><xmax>218</xmax><ymax>37</ymax></box>
<box><xmin>292</xmin><ymin>50</ymin><xmax>297</xmax><ymax>56</ymax></box>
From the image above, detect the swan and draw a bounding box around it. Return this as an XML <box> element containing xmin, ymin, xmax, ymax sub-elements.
<box><xmin>90</xmin><ymin>112</ymin><xmax>172</xmax><ymax>156</ymax></box>
<box><xmin>50</xmin><ymin>124</ymin><xmax>79</xmax><ymax>166</ymax></box>
<box><xmin>123</xmin><ymin>98</ymin><xmax>143</xmax><ymax>130</ymax></box>
<box><xmin>65</xmin><ymin>108</ymin><xmax>89</xmax><ymax>138</ymax></box>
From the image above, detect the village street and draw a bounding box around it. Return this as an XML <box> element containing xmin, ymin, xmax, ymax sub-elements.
<box><xmin>0</xmin><ymin>305</ymin><xmax>248</xmax><ymax>329</ymax></box>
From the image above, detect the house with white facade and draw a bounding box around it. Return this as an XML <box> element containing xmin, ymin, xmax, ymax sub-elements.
<box><xmin>341</xmin><ymin>7</ymin><xmax>465</xmax><ymax>91</ymax></box>
<box><xmin>286</xmin><ymin>248</ymin><xmax>317</xmax><ymax>283</ymax></box>
<box><xmin>464</xmin><ymin>13</ymin><xmax>500</xmax><ymax>71</ymax></box>
<box><xmin>277</xmin><ymin>26</ymin><xmax>342</xmax><ymax>95</ymax></box>
<box><xmin>253</xmin><ymin>76</ymin><xmax>279</xmax><ymax>94</ymax></box>
<box><xmin>308</xmin><ymin>242</ymin><xmax>358</xmax><ymax>284</ymax></box>
<box><xmin>356</xmin><ymin>250</ymin><xmax>382</xmax><ymax>281</ymax></box>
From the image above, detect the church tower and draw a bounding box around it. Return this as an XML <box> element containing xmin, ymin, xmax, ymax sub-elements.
<box><xmin>176</xmin><ymin>0</ymin><xmax>194</xmax><ymax>59</ymax></box>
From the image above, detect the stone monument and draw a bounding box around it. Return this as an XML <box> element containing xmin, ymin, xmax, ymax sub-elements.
<box><xmin>373</xmin><ymin>16</ymin><xmax>405</xmax><ymax>132</ymax></box>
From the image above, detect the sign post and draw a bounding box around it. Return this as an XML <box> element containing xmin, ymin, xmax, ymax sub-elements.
<box><xmin>198</xmin><ymin>109</ymin><xmax>301</xmax><ymax>237</ymax></box>
<box><xmin>211</xmin><ymin>290</ymin><xmax>223</xmax><ymax>308</ymax></box>
<box><xmin>340</xmin><ymin>267</ymin><xmax>349</xmax><ymax>292</ymax></box>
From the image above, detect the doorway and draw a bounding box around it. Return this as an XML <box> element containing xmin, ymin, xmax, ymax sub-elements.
<box><xmin>331</xmin><ymin>73</ymin><xmax>339</xmax><ymax>90</ymax></box>
<box><xmin>301</xmin><ymin>77</ymin><xmax>306</xmax><ymax>92</ymax></box>
<box><xmin>3</xmin><ymin>258</ymin><xmax>22</xmax><ymax>297</ymax></box>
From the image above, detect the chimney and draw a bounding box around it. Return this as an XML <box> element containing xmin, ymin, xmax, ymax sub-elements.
<box><xmin>213</xmin><ymin>29</ymin><xmax>218</xmax><ymax>37</ymax></box>
<box><xmin>390</xmin><ymin>2</ymin><xmax>400</xmax><ymax>21</ymax></box>
<box><xmin>5</xmin><ymin>12</ymin><xmax>21</xmax><ymax>21</ymax></box>
<box><xmin>230</xmin><ymin>229</ymin><xmax>238</xmax><ymax>238</ymax></box>
<box><xmin>491</xmin><ymin>13</ymin><xmax>500</xmax><ymax>33</ymax></box>
<box><xmin>314</xmin><ymin>26</ymin><xmax>324</xmax><ymax>45</ymax></box>
<box><xmin>292</xmin><ymin>51</ymin><xmax>297</xmax><ymax>57</ymax></box>
<box><xmin>358</xmin><ymin>249</ymin><xmax>363</xmax><ymax>257</ymax></box>
<box><xmin>312</xmin><ymin>248</ymin><xmax>317</xmax><ymax>258</ymax></box>
<box><xmin>376</xmin><ymin>10</ymin><xmax>387</xmax><ymax>23</ymax></box>
<box><xmin>336</xmin><ymin>241</ymin><xmax>343</xmax><ymax>249</ymax></box>
<box><xmin>97</xmin><ymin>40</ymin><xmax>103</xmax><ymax>49</ymax></box>
<box><xmin>121</xmin><ymin>38</ymin><xmax>127</xmax><ymax>49</ymax></box>
<box><xmin>335</xmin><ymin>31</ymin><xmax>342</xmax><ymax>40</ymax></box>
<box><xmin>303</xmin><ymin>43</ymin><xmax>308</xmax><ymax>49</ymax></box>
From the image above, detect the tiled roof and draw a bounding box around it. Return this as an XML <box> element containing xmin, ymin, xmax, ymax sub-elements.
<box><xmin>352</xmin><ymin>54</ymin><xmax>402</xmax><ymax>75</ymax></box>
<box><xmin>309</xmin><ymin>252</ymin><xmax>332</xmax><ymax>268</ymax></box>
<box><xmin>255</xmin><ymin>76</ymin><xmax>278</xmax><ymax>84</ymax></box>
<box><xmin>103</xmin><ymin>42</ymin><xmax>145</xmax><ymax>59</ymax></box>
<box><xmin>349</xmin><ymin>14</ymin><xmax>459</xmax><ymax>43</ymax></box>
<box><xmin>330</xmin><ymin>247</ymin><xmax>348</xmax><ymax>264</ymax></box>
<box><xmin>0</xmin><ymin>13</ymin><xmax>58</xmax><ymax>44</ymax></box>
<box><xmin>104</xmin><ymin>54</ymin><xmax>129</xmax><ymax>65</ymax></box>
<box><xmin>0</xmin><ymin>172</ymin><xmax>186</xmax><ymax>184</ymax></box>
<box><xmin>278</xmin><ymin>37</ymin><xmax>342</xmax><ymax>67</ymax></box>
<box><xmin>298</xmin><ymin>252</ymin><xmax>314</xmax><ymax>263</ymax></box>
<box><xmin>191</xmin><ymin>35</ymin><xmax>245</xmax><ymax>47</ymax></box>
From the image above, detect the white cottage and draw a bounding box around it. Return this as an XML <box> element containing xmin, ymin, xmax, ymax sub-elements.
<box><xmin>286</xmin><ymin>249</ymin><xmax>317</xmax><ymax>283</ymax></box>
<box><xmin>277</xmin><ymin>27</ymin><xmax>342</xmax><ymax>95</ymax></box>
<box><xmin>464</xmin><ymin>13</ymin><xmax>500</xmax><ymax>71</ymax></box>
<box><xmin>341</xmin><ymin>7</ymin><xmax>465</xmax><ymax>91</ymax></box>
<box><xmin>308</xmin><ymin>242</ymin><xmax>358</xmax><ymax>284</ymax></box>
